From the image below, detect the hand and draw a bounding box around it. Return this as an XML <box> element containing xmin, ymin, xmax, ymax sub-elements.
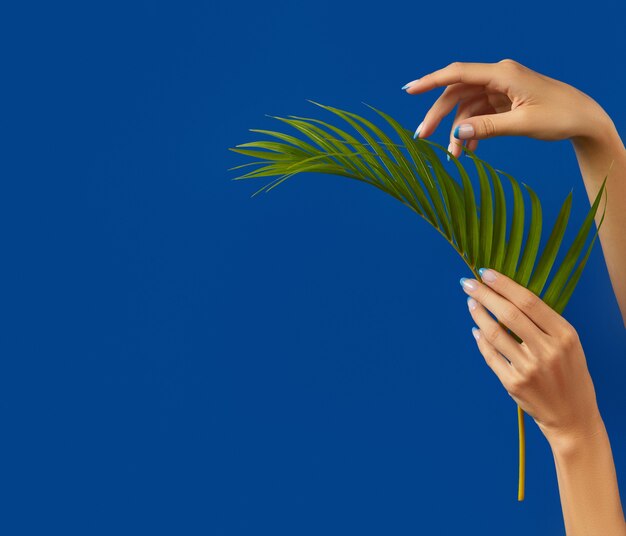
<box><xmin>402</xmin><ymin>59</ymin><xmax>614</xmax><ymax>159</ymax></box>
<box><xmin>459</xmin><ymin>268</ymin><xmax>604</xmax><ymax>446</ymax></box>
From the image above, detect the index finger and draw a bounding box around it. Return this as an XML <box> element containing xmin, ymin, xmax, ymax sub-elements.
<box><xmin>404</xmin><ymin>61</ymin><xmax>507</xmax><ymax>95</ymax></box>
<box><xmin>478</xmin><ymin>268</ymin><xmax>570</xmax><ymax>336</ymax></box>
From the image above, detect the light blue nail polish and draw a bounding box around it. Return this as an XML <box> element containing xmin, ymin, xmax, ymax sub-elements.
<box><xmin>401</xmin><ymin>84</ymin><xmax>411</xmax><ymax>90</ymax></box>
<box><xmin>446</xmin><ymin>153</ymin><xmax>450</xmax><ymax>162</ymax></box>
<box><xmin>460</xmin><ymin>277</ymin><xmax>478</xmax><ymax>291</ymax></box>
<box><xmin>454</xmin><ymin>124</ymin><xmax>475</xmax><ymax>140</ymax></box>
<box><xmin>413</xmin><ymin>121</ymin><xmax>423</xmax><ymax>139</ymax></box>
<box><xmin>472</xmin><ymin>327</ymin><xmax>480</xmax><ymax>341</ymax></box>
<box><xmin>479</xmin><ymin>268</ymin><xmax>497</xmax><ymax>283</ymax></box>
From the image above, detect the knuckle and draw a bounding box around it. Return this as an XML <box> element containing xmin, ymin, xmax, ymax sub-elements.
<box><xmin>498</xmin><ymin>58</ymin><xmax>522</xmax><ymax>74</ymax></box>
<box><xmin>558</xmin><ymin>324</ymin><xmax>579</xmax><ymax>348</ymax></box>
<box><xmin>485</xmin><ymin>325</ymin><xmax>501</xmax><ymax>344</ymax></box>
<box><xmin>519</xmin><ymin>290</ymin><xmax>539</xmax><ymax>312</ymax></box>
<box><xmin>501</xmin><ymin>305</ymin><xmax>521</xmax><ymax>325</ymax></box>
<box><xmin>478</xmin><ymin>116</ymin><xmax>497</xmax><ymax>138</ymax></box>
<box><xmin>475</xmin><ymin>286</ymin><xmax>489</xmax><ymax>302</ymax></box>
<box><xmin>446</xmin><ymin>61</ymin><xmax>463</xmax><ymax>82</ymax></box>
<box><xmin>481</xmin><ymin>348</ymin><xmax>494</xmax><ymax>365</ymax></box>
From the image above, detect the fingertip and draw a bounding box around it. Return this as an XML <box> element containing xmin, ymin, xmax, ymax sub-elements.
<box><xmin>448</xmin><ymin>139</ymin><xmax>464</xmax><ymax>159</ymax></box>
<box><xmin>402</xmin><ymin>79</ymin><xmax>421</xmax><ymax>93</ymax></box>
<box><xmin>455</xmin><ymin>123</ymin><xmax>476</xmax><ymax>140</ymax></box>
<box><xmin>413</xmin><ymin>121</ymin><xmax>424</xmax><ymax>139</ymax></box>
<box><xmin>472</xmin><ymin>326</ymin><xmax>481</xmax><ymax>341</ymax></box>
<box><xmin>478</xmin><ymin>268</ymin><xmax>498</xmax><ymax>283</ymax></box>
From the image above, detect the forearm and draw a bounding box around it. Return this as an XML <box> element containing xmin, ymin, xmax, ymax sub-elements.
<box><xmin>548</xmin><ymin>417</ymin><xmax>626</xmax><ymax>536</ymax></box>
<box><xmin>571</xmin><ymin>117</ymin><xmax>626</xmax><ymax>325</ymax></box>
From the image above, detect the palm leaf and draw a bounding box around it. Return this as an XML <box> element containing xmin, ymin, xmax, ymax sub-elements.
<box><xmin>230</xmin><ymin>103</ymin><xmax>608</xmax><ymax>501</ymax></box>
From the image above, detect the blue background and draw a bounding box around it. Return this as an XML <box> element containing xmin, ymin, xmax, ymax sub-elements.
<box><xmin>2</xmin><ymin>1</ymin><xmax>625</xmax><ymax>534</ymax></box>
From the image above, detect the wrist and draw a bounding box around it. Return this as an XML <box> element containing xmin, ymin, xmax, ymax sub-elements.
<box><xmin>543</xmin><ymin>412</ymin><xmax>606</xmax><ymax>457</ymax></box>
<box><xmin>570</xmin><ymin>110</ymin><xmax>624</xmax><ymax>162</ymax></box>
<box><xmin>570</xmin><ymin>112</ymin><xmax>625</xmax><ymax>190</ymax></box>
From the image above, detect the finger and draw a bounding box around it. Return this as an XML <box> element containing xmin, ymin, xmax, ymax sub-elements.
<box><xmin>477</xmin><ymin>268</ymin><xmax>571</xmax><ymax>336</ymax></box>
<box><xmin>404</xmin><ymin>61</ymin><xmax>512</xmax><ymax>95</ymax></box>
<box><xmin>448</xmin><ymin>96</ymin><xmax>494</xmax><ymax>158</ymax></box>
<box><xmin>460</xmin><ymin>277</ymin><xmax>544</xmax><ymax>347</ymax></box>
<box><xmin>452</xmin><ymin>109</ymin><xmax>530</xmax><ymax>141</ymax></box>
<box><xmin>467</xmin><ymin>297</ymin><xmax>528</xmax><ymax>369</ymax></box>
<box><xmin>471</xmin><ymin>327</ymin><xmax>518</xmax><ymax>388</ymax></box>
<box><xmin>415</xmin><ymin>84</ymin><xmax>485</xmax><ymax>139</ymax></box>
<box><xmin>465</xmin><ymin>139</ymin><xmax>479</xmax><ymax>152</ymax></box>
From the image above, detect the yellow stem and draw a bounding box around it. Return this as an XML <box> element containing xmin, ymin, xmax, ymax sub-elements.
<box><xmin>518</xmin><ymin>405</ymin><xmax>526</xmax><ymax>501</ymax></box>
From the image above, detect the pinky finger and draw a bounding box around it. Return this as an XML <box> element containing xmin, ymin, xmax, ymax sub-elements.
<box><xmin>472</xmin><ymin>327</ymin><xmax>517</xmax><ymax>387</ymax></box>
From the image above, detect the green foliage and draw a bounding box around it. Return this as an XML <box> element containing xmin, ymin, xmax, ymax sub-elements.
<box><xmin>230</xmin><ymin>101</ymin><xmax>607</xmax><ymax>315</ymax></box>
<box><xmin>230</xmin><ymin>102</ymin><xmax>609</xmax><ymax>501</ymax></box>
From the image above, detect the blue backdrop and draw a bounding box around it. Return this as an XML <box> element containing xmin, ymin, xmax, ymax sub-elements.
<box><xmin>2</xmin><ymin>1</ymin><xmax>625</xmax><ymax>534</ymax></box>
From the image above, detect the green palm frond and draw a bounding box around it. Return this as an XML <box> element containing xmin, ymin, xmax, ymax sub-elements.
<box><xmin>229</xmin><ymin>101</ymin><xmax>608</xmax><ymax>501</ymax></box>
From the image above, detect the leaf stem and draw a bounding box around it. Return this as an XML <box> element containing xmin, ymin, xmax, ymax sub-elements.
<box><xmin>518</xmin><ymin>405</ymin><xmax>526</xmax><ymax>501</ymax></box>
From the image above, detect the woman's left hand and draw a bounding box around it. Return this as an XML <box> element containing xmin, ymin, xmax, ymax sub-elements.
<box><xmin>460</xmin><ymin>268</ymin><xmax>604</xmax><ymax>446</ymax></box>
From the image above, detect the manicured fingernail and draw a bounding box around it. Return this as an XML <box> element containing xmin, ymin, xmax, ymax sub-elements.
<box><xmin>479</xmin><ymin>268</ymin><xmax>497</xmax><ymax>283</ymax></box>
<box><xmin>401</xmin><ymin>83</ymin><xmax>411</xmax><ymax>90</ymax></box>
<box><xmin>453</xmin><ymin>124</ymin><xmax>475</xmax><ymax>140</ymax></box>
<box><xmin>472</xmin><ymin>327</ymin><xmax>481</xmax><ymax>341</ymax></box>
<box><xmin>459</xmin><ymin>277</ymin><xmax>478</xmax><ymax>292</ymax></box>
<box><xmin>447</xmin><ymin>143</ymin><xmax>453</xmax><ymax>161</ymax></box>
<box><xmin>467</xmin><ymin>297</ymin><xmax>478</xmax><ymax>311</ymax></box>
<box><xmin>413</xmin><ymin>121</ymin><xmax>424</xmax><ymax>139</ymax></box>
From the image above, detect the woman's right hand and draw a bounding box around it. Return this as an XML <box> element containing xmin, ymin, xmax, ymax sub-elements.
<box><xmin>402</xmin><ymin>59</ymin><xmax>615</xmax><ymax>158</ymax></box>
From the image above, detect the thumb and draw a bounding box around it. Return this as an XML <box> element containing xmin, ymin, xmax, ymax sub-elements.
<box><xmin>453</xmin><ymin>111</ymin><xmax>525</xmax><ymax>141</ymax></box>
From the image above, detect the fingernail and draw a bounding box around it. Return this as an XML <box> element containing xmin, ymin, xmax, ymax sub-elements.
<box><xmin>459</xmin><ymin>277</ymin><xmax>478</xmax><ymax>292</ymax></box>
<box><xmin>401</xmin><ymin>83</ymin><xmax>411</xmax><ymax>90</ymax></box>
<box><xmin>467</xmin><ymin>297</ymin><xmax>478</xmax><ymax>311</ymax></box>
<box><xmin>413</xmin><ymin>121</ymin><xmax>424</xmax><ymax>139</ymax></box>
<box><xmin>472</xmin><ymin>327</ymin><xmax>481</xmax><ymax>341</ymax></box>
<box><xmin>479</xmin><ymin>268</ymin><xmax>497</xmax><ymax>283</ymax></box>
<box><xmin>447</xmin><ymin>143</ymin><xmax>453</xmax><ymax>162</ymax></box>
<box><xmin>453</xmin><ymin>124</ymin><xmax>475</xmax><ymax>140</ymax></box>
